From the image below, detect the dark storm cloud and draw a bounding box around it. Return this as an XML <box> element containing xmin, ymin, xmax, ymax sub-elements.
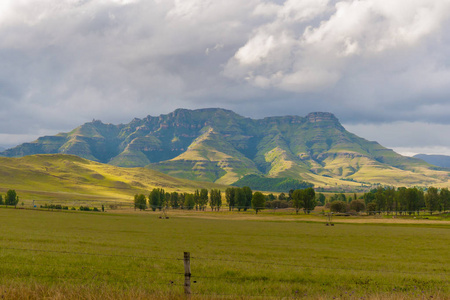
<box><xmin>1</xmin><ymin>0</ymin><xmax>450</xmax><ymax>155</ymax></box>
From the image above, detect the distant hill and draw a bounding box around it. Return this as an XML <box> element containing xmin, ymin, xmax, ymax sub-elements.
<box><xmin>2</xmin><ymin>108</ymin><xmax>450</xmax><ymax>187</ymax></box>
<box><xmin>0</xmin><ymin>154</ymin><xmax>226</xmax><ymax>203</ymax></box>
<box><xmin>413</xmin><ymin>154</ymin><xmax>450</xmax><ymax>169</ymax></box>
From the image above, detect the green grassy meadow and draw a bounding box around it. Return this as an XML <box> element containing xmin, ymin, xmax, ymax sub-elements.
<box><xmin>0</xmin><ymin>154</ymin><xmax>227</xmax><ymax>205</ymax></box>
<box><xmin>0</xmin><ymin>208</ymin><xmax>449</xmax><ymax>299</ymax></box>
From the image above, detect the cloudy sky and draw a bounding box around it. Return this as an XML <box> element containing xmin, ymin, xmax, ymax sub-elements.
<box><xmin>1</xmin><ymin>0</ymin><xmax>450</xmax><ymax>155</ymax></box>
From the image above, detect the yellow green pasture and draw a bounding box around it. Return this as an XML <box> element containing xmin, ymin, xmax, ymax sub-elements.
<box><xmin>0</xmin><ymin>208</ymin><xmax>448</xmax><ymax>299</ymax></box>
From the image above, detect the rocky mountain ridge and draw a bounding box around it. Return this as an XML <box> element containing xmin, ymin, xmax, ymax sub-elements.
<box><xmin>2</xmin><ymin>108</ymin><xmax>449</xmax><ymax>187</ymax></box>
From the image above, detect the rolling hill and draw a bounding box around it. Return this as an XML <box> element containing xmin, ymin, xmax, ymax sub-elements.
<box><xmin>0</xmin><ymin>154</ymin><xmax>226</xmax><ymax>203</ymax></box>
<box><xmin>2</xmin><ymin>108</ymin><xmax>450</xmax><ymax>187</ymax></box>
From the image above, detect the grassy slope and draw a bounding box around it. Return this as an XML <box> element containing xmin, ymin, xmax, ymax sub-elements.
<box><xmin>253</xmin><ymin>119</ymin><xmax>450</xmax><ymax>188</ymax></box>
<box><xmin>148</xmin><ymin>128</ymin><xmax>261</xmax><ymax>185</ymax></box>
<box><xmin>0</xmin><ymin>154</ymin><xmax>226</xmax><ymax>203</ymax></box>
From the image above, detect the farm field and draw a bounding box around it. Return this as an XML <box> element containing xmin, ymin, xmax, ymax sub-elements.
<box><xmin>0</xmin><ymin>208</ymin><xmax>449</xmax><ymax>299</ymax></box>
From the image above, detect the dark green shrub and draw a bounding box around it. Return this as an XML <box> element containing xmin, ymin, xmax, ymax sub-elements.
<box><xmin>330</xmin><ymin>200</ymin><xmax>348</xmax><ymax>213</ymax></box>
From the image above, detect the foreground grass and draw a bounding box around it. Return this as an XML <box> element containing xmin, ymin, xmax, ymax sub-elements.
<box><xmin>0</xmin><ymin>208</ymin><xmax>449</xmax><ymax>299</ymax></box>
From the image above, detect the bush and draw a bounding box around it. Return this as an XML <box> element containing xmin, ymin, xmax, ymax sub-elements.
<box><xmin>349</xmin><ymin>199</ymin><xmax>365</xmax><ymax>212</ymax></box>
<box><xmin>266</xmin><ymin>200</ymin><xmax>290</xmax><ymax>209</ymax></box>
<box><xmin>40</xmin><ymin>204</ymin><xmax>68</xmax><ymax>210</ymax></box>
<box><xmin>366</xmin><ymin>202</ymin><xmax>377</xmax><ymax>215</ymax></box>
<box><xmin>330</xmin><ymin>200</ymin><xmax>348</xmax><ymax>213</ymax></box>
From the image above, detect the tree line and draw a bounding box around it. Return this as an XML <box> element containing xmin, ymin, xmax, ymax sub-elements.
<box><xmin>133</xmin><ymin>187</ymin><xmax>319</xmax><ymax>214</ymax></box>
<box><xmin>134</xmin><ymin>188</ymin><xmax>224</xmax><ymax>211</ymax></box>
<box><xmin>327</xmin><ymin>186</ymin><xmax>450</xmax><ymax>214</ymax></box>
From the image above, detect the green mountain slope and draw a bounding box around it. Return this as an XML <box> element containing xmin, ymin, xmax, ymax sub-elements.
<box><xmin>149</xmin><ymin>127</ymin><xmax>261</xmax><ymax>184</ymax></box>
<box><xmin>2</xmin><ymin>108</ymin><xmax>450</xmax><ymax>187</ymax></box>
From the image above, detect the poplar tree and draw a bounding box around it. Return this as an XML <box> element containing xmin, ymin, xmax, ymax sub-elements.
<box><xmin>425</xmin><ymin>187</ymin><xmax>439</xmax><ymax>215</ymax></box>
<box><xmin>440</xmin><ymin>188</ymin><xmax>450</xmax><ymax>213</ymax></box>
<box><xmin>225</xmin><ymin>188</ymin><xmax>235</xmax><ymax>211</ymax></box>
<box><xmin>199</xmin><ymin>189</ymin><xmax>208</xmax><ymax>211</ymax></box>
<box><xmin>242</xmin><ymin>186</ymin><xmax>252</xmax><ymax>211</ymax></box>
<box><xmin>251</xmin><ymin>192</ymin><xmax>265</xmax><ymax>214</ymax></box>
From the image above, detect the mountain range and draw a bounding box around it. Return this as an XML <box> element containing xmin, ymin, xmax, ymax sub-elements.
<box><xmin>2</xmin><ymin>108</ymin><xmax>450</xmax><ymax>187</ymax></box>
<box><xmin>413</xmin><ymin>154</ymin><xmax>450</xmax><ymax>169</ymax></box>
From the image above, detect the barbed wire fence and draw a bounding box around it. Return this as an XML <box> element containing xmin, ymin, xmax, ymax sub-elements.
<box><xmin>0</xmin><ymin>247</ymin><xmax>448</xmax><ymax>298</ymax></box>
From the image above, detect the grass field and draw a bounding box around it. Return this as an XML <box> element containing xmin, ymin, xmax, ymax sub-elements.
<box><xmin>0</xmin><ymin>207</ymin><xmax>449</xmax><ymax>299</ymax></box>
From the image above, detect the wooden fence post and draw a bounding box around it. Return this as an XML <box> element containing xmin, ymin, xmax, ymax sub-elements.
<box><xmin>184</xmin><ymin>252</ymin><xmax>191</xmax><ymax>296</ymax></box>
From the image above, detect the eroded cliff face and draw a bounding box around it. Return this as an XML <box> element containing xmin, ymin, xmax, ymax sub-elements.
<box><xmin>0</xmin><ymin>108</ymin><xmax>439</xmax><ymax>186</ymax></box>
<box><xmin>306</xmin><ymin>112</ymin><xmax>338</xmax><ymax>123</ymax></box>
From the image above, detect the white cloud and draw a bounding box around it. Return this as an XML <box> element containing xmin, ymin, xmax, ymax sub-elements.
<box><xmin>225</xmin><ymin>0</ymin><xmax>450</xmax><ymax>93</ymax></box>
<box><xmin>1</xmin><ymin>0</ymin><xmax>450</xmax><ymax>154</ymax></box>
<box><xmin>344</xmin><ymin>121</ymin><xmax>450</xmax><ymax>156</ymax></box>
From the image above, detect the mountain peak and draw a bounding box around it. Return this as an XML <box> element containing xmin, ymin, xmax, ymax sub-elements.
<box><xmin>305</xmin><ymin>112</ymin><xmax>338</xmax><ymax>123</ymax></box>
<box><xmin>2</xmin><ymin>108</ymin><xmax>445</xmax><ymax>188</ymax></box>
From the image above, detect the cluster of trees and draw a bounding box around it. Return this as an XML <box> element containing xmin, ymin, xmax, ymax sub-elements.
<box><xmin>134</xmin><ymin>187</ymin><xmax>271</xmax><ymax>214</ymax></box>
<box><xmin>134</xmin><ymin>188</ymin><xmax>224</xmax><ymax>212</ymax></box>
<box><xmin>327</xmin><ymin>186</ymin><xmax>450</xmax><ymax>214</ymax></box>
<box><xmin>224</xmin><ymin>187</ymin><xmax>252</xmax><ymax>211</ymax></box>
<box><xmin>292</xmin><ymin>187</ymin><xmax>316</xmax><ymax>214</ymax></box>
<box><xmin>0</xmin><ymin>190</ymin><xmax>19</xmax><ymax>207</ymax></box>
<box><xmin>265</xmin><ymin>189</ymin><xmax>324</xmax><ymax>211</ymax></box>
<box><xmin>362</xmin><ymin>186</ymin><xmax>449</xmax><ymax>214</ymax></box>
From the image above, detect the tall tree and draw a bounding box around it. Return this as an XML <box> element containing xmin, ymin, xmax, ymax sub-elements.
<box><xmin>164</xmin><ymin>192</ymin><xmax>171</xmax><ymax>208</ymax></box>
<box><xmin>5</xmin><ymin>190</ymin><xmax>18</xmax><ymax>207</ymax></box>
<box><xmin>194</xmin><ymin>189</ymin><xmax>200</xmax><ymax>211</ymax></box>
<box><xmin>216</xmin><ymin>190</ymin><xmax>222</xmax><ymax>211</ymax></box>
<box><xmin>395</xmin><ymin>187</ymin><xmax>407</xmax><ymax>214</ymax></box>
<box><xmin>170</xmin><ymin>192</ymin><xmax>179</xmax><ymax>208</ymax></box>
<box><xmin>179</xmin><ymin>193</ymin><xmax>185</xmax><ymax>209</ymax></box>
<box><xmin>251</xmin><ymin>192</ymin><xmax>265</xmax><ymax>214</ymax></box>
<box><xmin>440</xmin><ymin>188</ymin><xmax>450</xmax><ymax>213</ymax></box>
<box><xmin>210</xmin><ymin>189</ymin><xmax>222</xmax><ymax>211</ymax></box>
<box><xmin>184</xmin><ymin>193</ymin><xmax>195</xmax><ymax>210</ymax></box>
<box><xmin>405</xmin><ymin>187</ymin><xmax>420</xmax><ymax>215</ymax></box>
<box><xmin>374</xmin><ymin>187</ymin><xmax>386</xmax><ymax>213</ymax></box>
<box><xmin>425</xmin><ymin>187</ymin><xmax>440</xmax><ymax>215</ymax></box>
<box><xmin>385</xmin><ymin>187</ymin><xmax>395</xmax><ymax>213</ymax></box>
<box><xmin>149</xmin><ymin>188</ymin><xmax>165</xmax><ymax>211</ymax></box>
<box><xmin>199</xmin><ymin>189</ymin><xmax>209</xmax><ymax>211</ymax></box>
<box><xmin>225</xmin><ymin>188</ymin><xmax>235</xmax><ymax>211</ymax></box>
<box><xmin>242</xmin><ymin>186</ymin><xmax>252</xmax><ymax>211</ymax></box>
<box><xmin>302</xmin><ymin>187</ymin><xmax>316</xmax><ymax>214</ymax></box>
<box><xmin>234</xmin><ymin>188</ymin><xmax>246</xmax><ymax>211</ymax></box>
<box><xmin>134</xmin><ymin>194</ymin><xmax>147</xmax><ymax>211</ymax></box>
<box><xmin>292</xmin><ymin>189</ymin><xmax>304</xmax><ymax>214</ymax></box>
